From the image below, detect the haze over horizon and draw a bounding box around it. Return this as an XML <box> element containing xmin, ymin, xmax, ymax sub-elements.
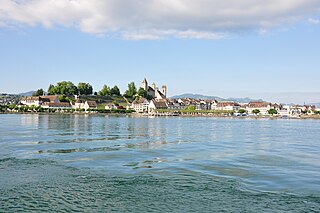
<box><xmin>0</xmin><ymin>0</ymin><xmax>320</xmax><ymax>104</ymax></box>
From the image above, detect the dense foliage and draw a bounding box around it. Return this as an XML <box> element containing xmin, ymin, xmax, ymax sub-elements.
<box><xmin>32</xmin><ymin>89</ymin><xmax>44</xmax><ymax>96</ymax></box>
<box><xmin>252</xmin><ymin>109</ymin><xmax>260</xmax><ymax>114</ymax></box>
<box><xmin>78</xmin><ymin>83</ymin><xmax>93</xmax><ymax>95</ymax></box>
<box><xmin>124</xmin><ymin>82</ymin><xmax>137</xmax><ymax>98</ymax></box>
<box><xmin>238</xmin><ymin>109</ymin><xmax>246</xmax><ymax>114</ymax></box>
<box><xmin>268</xmin><ymin>108</ymin><xmax>278</xmax><ymax>115</ymax></box>
<box><xmin>110</xmin><ymin>86</ymin><xmax>121</xmax><ymax>96</ymax></box>
<box><xmin>98</xmin><ymin>85</ymin><xmax>111</xmax><ymax>96</ymax></box>
<box><xmin>48</xmin><ymin>81</ymin><xmax>78</xmax><ymax>96</ymax></box>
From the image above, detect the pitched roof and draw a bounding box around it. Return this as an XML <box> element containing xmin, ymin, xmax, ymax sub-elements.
<box><xmin>40</xmin><ymin>95</ymin><xmax>59</xmax><ymax>102</ymax></box>
<box><xmin>247</xmin><ymin>102</ymin><xmax>270</xmax><ymax>108</ymax></box>
<box><xmin>42</xmin><ymin>102</ymin><xmax>71</xmax><ymax>107</ymax></box>
<box><xmin>133</xmin><ymin>97</ymin><xmax>148</xmax><ymax>104</ymax></box>
<box><xmin>152</xmin><ymin>99</ymin><xmax>168</xmax><ymax>108</ymax></box>
<box><xmin>22</xmin><ymin>96</ymin><xmax>41</xmax><ymax>101</ymax></box>
<box><xmin>86</xmin><ymin>101</ymin><xmax>97</xmax><ymax>107</ymax></box>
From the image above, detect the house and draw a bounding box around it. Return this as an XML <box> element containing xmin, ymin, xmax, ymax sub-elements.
<box><xmin>42</xmin><ymin>102</ymin><xmax>71</xmax><ymax>109</ymax></box>
<box><xmin>246</xmin><ymin>102</ymin><xmax>274</xmax><ymax>115</ymax></box>
<box><xmin>288</xmin><ymin>105</ymin><xmax>315</xmax><ymax>116</ymax></box>
<box><xmin>21</xmin><ymin>96</ymin><xmax>43</xmax><ymax>107</ymax></box>
<box><xmin>215</xmin><ymin>101</ymin><xmax>240</xmax><ymax>111</ymax></box>
<box><xmin>278</xmin><ymin>105</ymin><xmax>290</xmax><ymax>116</ymax></box>
<box><xmin>196</xmin><ymin>100</ymin><xmax>210</xmax><ymax>110</ymax></box>
<box><xmin>210</xmin><ymin>100</ymin><xmax>219</xmax><ymax>110</ymax></box>
<box><xmin>167</xmin><ymin>99</ymin><xmax>185</xmax><ymax>110</ymax></box>
<box><xmin>148</xmin><ymin>99</ymin><xmax>168</xmax><ymax>112</ymax></box>
<box><xmin>72</xmin><ymin>99</ymin><xmax>97</xmax><ymax>110</ymax></box>
<box><xmin>105</xmin><ymin>104</ymin><xmax>118</xmax><ymax>110</ymax></box>
<box><xmin>141</xmin><ymin>78</ymin><xmax>167</xmax><ymax>99</ymax></box>
<box><xmin>131</xmin><ymin>97</ymin><xmax>149</xmax><ymax>113</ymax></box>
<box><xmin>40</xmin><ymin>95</ymin><xmax>60</xmax><ymax>103</ymax></box>
<box><xmin>21</xmin><ymin>95</ymin><xmax>60</xmax><ymax>107</ymax></box>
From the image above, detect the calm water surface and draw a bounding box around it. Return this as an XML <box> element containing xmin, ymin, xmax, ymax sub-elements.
<box><xmin>0</xmin><ymin>114</ymin><xmax>319</xmax><ymax>212</ymax></box>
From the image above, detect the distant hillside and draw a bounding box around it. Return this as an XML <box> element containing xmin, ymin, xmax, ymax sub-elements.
<box><xmin>17</xmin><ymin>91</ymin><xmax>35</xmax><ymax>97</ymax></box>
<box><xmin>225</xmin><ymin>97</ymin><xmax>263</xmax><ymax>103</ymax></box>
<box><xmin>170</xmin><ymin>93</ymin><xmax>263</xmax><ymax>103</ymax></box>
<box><xmin>171</xmin><ymin>93</ymin><xmax>225</xmax><ymax>101</ymax></box>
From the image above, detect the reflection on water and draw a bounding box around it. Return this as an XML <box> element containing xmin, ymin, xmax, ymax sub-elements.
<box><xmin>0</xmin><ymin>114</ymin><xmax>320</xmax><ymax>195</ymax></box>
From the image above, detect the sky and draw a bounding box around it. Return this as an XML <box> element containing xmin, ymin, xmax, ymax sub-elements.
<box><xmin>0</xmin><ymin>0</ymin><xmax>320</xmax><ymax>104</ymax></box>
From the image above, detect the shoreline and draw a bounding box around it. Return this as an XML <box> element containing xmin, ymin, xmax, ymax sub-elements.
<box><xmin>1</xmin><ymin>111</ymin><xmax>320</xmax><ymax>119</ymax></box>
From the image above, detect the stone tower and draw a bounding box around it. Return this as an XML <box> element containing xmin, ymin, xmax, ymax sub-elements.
<box><xmin>152</xmin><ymin>82</ymin><xmax>156</xmax><ymax>90</ymax></box>
<box><xmin>141</xmin><ymin>78</ymin><xmax>148</xmax><ymax>91</ymax></box>
<box><xmin>162</xmin><ymin>85</ymin><xmax>167</xmax><ymax>97</ymax></box>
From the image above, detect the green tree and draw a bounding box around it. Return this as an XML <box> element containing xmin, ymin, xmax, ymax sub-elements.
<box><xmin>78</xmin><ymin>82</ymin><xmax>93</xmax><ymax>95</ymax></box>
<box><xmin>252</xmin><ymin>109</ymin><xmax>260</xmax><ymax>115</ymax></box>
<box><xmin>33</xmin><ymin>88</ymin><xmax>44</xmax><ymax>96</ymax></box>
<box><xmin>124</xmin><ymin>82</ymin><xmax>137</xmax><ymax>98</ymax></box>
<box><xmin>238</xmin><ymin>109</ymin><xmax>246</xmax><ymax>114</ymax></box>
<box><xmin>48</xmin><ymin>84</ymin><xmax>56</xmax><ymax>95</ymax></box>
<box><xmin>55</xmin><ymin>81</ymin><xmax>78</xmax><ymax>95</ymax></box>
<box><xmin>110</xmin><ymin>85</ymin><xmax>121</xmax><ymax>96</ymax></box>
<box><xmin>48</xmin><ymin>81</ymin><xmax>77</xmax><ymax>95</ymax></box>
<box><xmin>58</xmin><ymin>95</ymin><xmax>72</xmax><ymax>102</ymax></box>
<box><xmin>137</xmin><ymin>88</ymin><xmax>147</xmax><ymax>98</ymax></box>
<box><xmin>268</xmin><ymin>108</ymin><xmax>278</xmax><ymax>115</ymax></box>
<box><xmin>98</xmin><ymin>85</ymin><xmax>111</xmax><ymax>96</ymax></box>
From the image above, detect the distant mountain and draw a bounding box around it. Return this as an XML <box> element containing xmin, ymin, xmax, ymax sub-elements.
<box><xmin>225</xmin><ymin>97</ymin><xmax>263</xmax><ymax>103</ymax></box>
<box><xmin>170</xmin><ymin>93</ymin><xmax>263</xmax><ymax>103</ymax></box>
<box><xmin>17</xmin><ymin>91</ymin><xmax>35</xmax><ymax>97</ymax></box>
<box><xmin>170</xmin><ymin>93</ymin><xmax>225</xmax><ymax>101</ymax></box>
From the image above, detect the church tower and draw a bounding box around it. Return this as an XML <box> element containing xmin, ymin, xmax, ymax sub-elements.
<box><xmin>141</xmin><ymin>78</ymin><xmax>148</xmax><ymax>91</ymax></box>
<box><xmin>162</xmin><ymin>85</ymin><xmax>167</xmax><ymax>97</ymax></box>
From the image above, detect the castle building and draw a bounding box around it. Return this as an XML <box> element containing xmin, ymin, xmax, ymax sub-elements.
<box><xmin>141</xmin><ymin>78</ymin><xmax>167</xmax><ymax>99</ymax></box>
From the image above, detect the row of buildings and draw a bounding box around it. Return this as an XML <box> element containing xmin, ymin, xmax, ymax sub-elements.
<box><xmin>130</xmin><ymin>97</ymin><xmax>318</xmax><ymax>116</ymax></box>
<box><xmin>127</xmin><ymin>78</ymin><xmax>319</xmax><ymax>116</ymax></box>
<box><xmin>16</xmin><ymin>78</ymin><xmax>320</xmax><ymax>116</ymax></box>
<box><xmin>20</xmin><ymin>95</ymin><xmax>97</xmax><ymax>110</ymax></box>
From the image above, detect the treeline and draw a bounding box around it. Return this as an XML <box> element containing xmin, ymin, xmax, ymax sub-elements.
<box><xmin>0</xmin><ymin>104</ymin><xmax>134</xmax><ymax>114</ymax></box>
<box><xmin>32</xmin><ymin>81</ymin><xmax>150</xmax><ymax>99</ymax></box>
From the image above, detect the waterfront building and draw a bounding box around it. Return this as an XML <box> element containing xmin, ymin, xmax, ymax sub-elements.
<box><xmin>21</xmin><ymin>95</ymin><xmax>60</xmax><ymax>107</ymax></box>
<box><xmin>246</xmin><ymin>102</ymin><xmax>274</xmax><ymax>115</ymax></box>
<box><xmin>215</xmin><ymin>101</ymin><xmax>241</xmax><ymax>111</ymax></box>
<box><xmin>71</xmin><ymin>99</ymin><xmax>97</xmax><ymax>110</ymax></box>
<box><xmin>131</xmin><ymin>97</ymin><xmax>150</xmax><ymax>113</ymax></box>
<box><xmin>105</xmin><ymin>104</ymin><xmax>118</xmax><ymax>110</ymax></box>
<box><xmin>148</xmin><ymin>99</ymin><xmax>168</xmax><ymax>113</ymax></box>
<box><xmin>42</xmin><ymin>102</ymin><xmax>72</xmax><ymax>109</ymax></box>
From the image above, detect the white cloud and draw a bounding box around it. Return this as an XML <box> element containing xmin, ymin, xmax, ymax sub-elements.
<box><xmin>308</xmin><ymin>18</ymin><xmax>320</xmax><ymax>24</ymax></box>
<box><xmin>0</xmin><ymin>0</ymin><xmax>320</xmax><ymax>39</ymax></box>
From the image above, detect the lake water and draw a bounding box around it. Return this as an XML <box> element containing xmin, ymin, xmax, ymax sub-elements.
<box><xmin>0</xmin><ymin>114</ymin><xmax>319</xmax><ymax>212</ymax></box>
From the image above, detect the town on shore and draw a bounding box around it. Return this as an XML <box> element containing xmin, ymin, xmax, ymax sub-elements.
<box><xmin>1</xmin><ymin>78</ymin><xmax>320</xmax><ymax>118</ymax></box>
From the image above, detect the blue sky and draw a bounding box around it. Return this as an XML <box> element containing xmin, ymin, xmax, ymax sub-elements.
<box><xmin>0</xmin><ymin>0</ymin><xmax>320</xmax><ymax>103</ymax></box>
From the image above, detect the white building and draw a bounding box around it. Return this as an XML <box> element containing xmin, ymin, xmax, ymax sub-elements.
<box><xmin>105</xmin><ymin>104</ymin><xmax>118</xmax><ymax>110</ymax></box>
<box><xmin>42</xmin><ymin>102</ymin><xmax>71</xmax><ymax>109</ymax></box>
<box><xmin>141</xmin><ymin>78</ymin><xmax>166</xmax><ymax>100</ymax></box>
<box><xmin>246</xmin><ymin>102</ymin><xmax>274</xmax><ymax>115</ymax></box>
<box><xmin>215</xmin><ymin>102</ymin><xmax>241</xmax><ymax>111</ymax></box>
<box><xmin>131</xmin><ymin>98</ymin><xmax>149</xmax><ymax>113</ymax></box>
<box><xmin>72</xmin><ymin>100</ymin><xmax>97</xmax><ymax>110</ymax></box>
<box><xmin>148</xmin><ymin>99</ymin><xmax>168</xmax><ymax>113</ymax></box>
<box><xmin>21</xmin><ymin>95</ymin><xmax>60</xmax><ymax>107</ymax></box>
